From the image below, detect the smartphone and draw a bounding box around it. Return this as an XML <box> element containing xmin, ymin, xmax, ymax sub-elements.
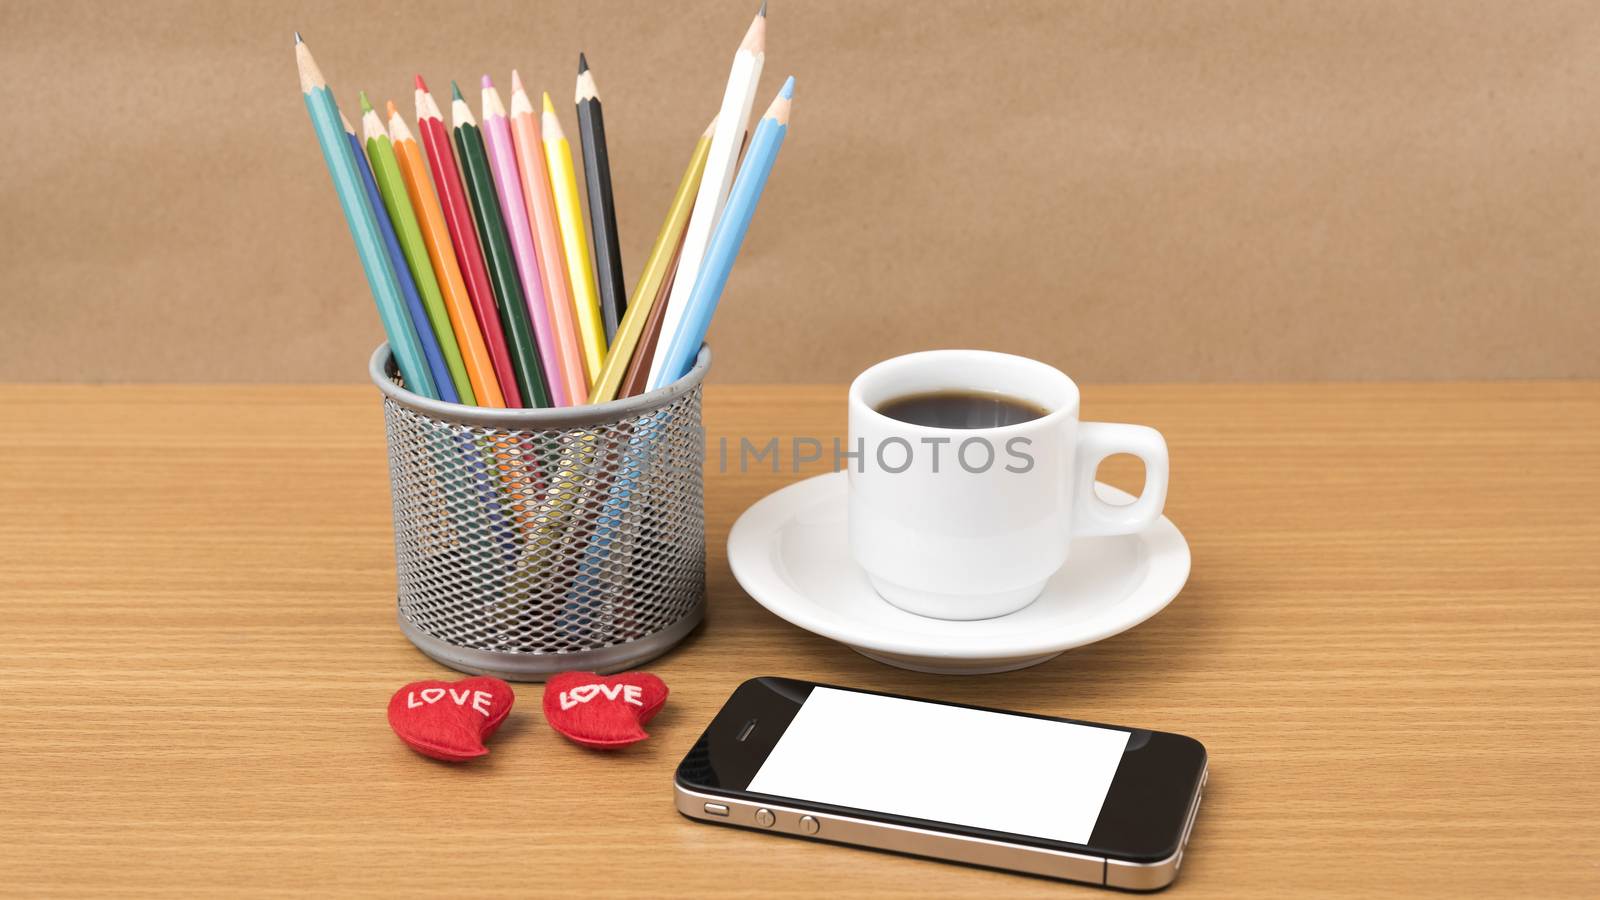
<box><xmin>674</xmin><ymin>678</ymin><xmax>1207</xmax><ymax>891</ymax></box>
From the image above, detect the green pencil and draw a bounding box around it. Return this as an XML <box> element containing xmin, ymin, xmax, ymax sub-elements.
<box><xmin>293</xmin><ymin>34</ymin><xmax>436</xmax><ymax>398</ymax></box>
<box><xmin>449</xmin><ymin>82</ymin><xmax>551</xmax><ymax>408</ymax></box>
<box><xmin>359</xmin><ymin>93</ymin><xmax>475</xmax><ymax>404</ymax></box>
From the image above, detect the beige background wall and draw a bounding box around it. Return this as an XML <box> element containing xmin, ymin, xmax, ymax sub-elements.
<box><xmin>1</xmin><ymin>0</ymin><xmax>1596</xmax><ymax>385</ymax></box>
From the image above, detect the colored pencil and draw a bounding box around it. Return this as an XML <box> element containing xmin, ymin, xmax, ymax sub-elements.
<box><xmin>452</xmin><ymin>82</ymin><xmax>552</xmax><ymax>408</ymax></box>
<box><xmin>653</xmin><ymin>77</ymin><xmax>793</xmax><ymax>388</ymax></box>
<box><xmin>619</xmin><ymin>226</ymin><xmax>687</xmax><ymax>398</ymax></box>
<box><xmin>540</xmin><ymin>92</ymin><xmax>607</xmax><ymax>383</ymax></box>
<box><xmin>647</xmin><ymin>3</ymin><xmax>766</xmax><ymax>389</ymax></box>
<box><xmin>589</xmin><ymin>117</ymin><xmax>714</xmax><ymax>403</ymax></box>
<box><xmin>415</xmin><ymin>77</ymin><xmax>522</xmax><ymax>407</ymax></box>
<box><xmin>575</xmin><ymin>54</ymin><xmax>627</xmax><ymax>343</ymax></box>
<box><xmin>481</xmin><ymin>76</ymin><xmax>569</xmax><ymax>407</ymax></box>
<box><xmin>385</xmin><ymin>101</ymin><xmax>505</xmax><ymax>407</ymax></box>
<box><xmin>294</xmin><ymin>34</ymin><xmax>435</xmax><ymax>398</ymax></box>
<box><xmin>618</xmin><ymin>129</ymin><xmax>745</xmax><ymax>398</ymax></box>
<box><xmin>509</xmin><ymin>70</ymin><xmax>589</xmax><ymax>404</ymax></box>
<box><xmin>342</xmin><ymin>110</ymin><xmax>457</xmax><ymax>402</ymax></box>
<box><xmin>360</xmin><ymin>94</ymin><xmax>474</xmax><ymax>404</ymax></box>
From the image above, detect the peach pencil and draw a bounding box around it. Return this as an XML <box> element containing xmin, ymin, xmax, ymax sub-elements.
<box><xmin>541</xmin><ymin>92</ymin><xmax>608</xmax><ymax>382</ymax></box>
<box><xmin>509</xmin><ymin>70</ymin><xmax>589</xmax><ymax>403</ymax></box>
<box><xmin>481</xmin><ymin>76</ymin><xmax>569</xmax><ymax>406</ymax></box>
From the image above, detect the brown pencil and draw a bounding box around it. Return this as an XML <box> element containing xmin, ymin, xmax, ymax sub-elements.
<box><xmin>619</xmin><ymin>228</ymin><xmax>688</xmax><ymax>398</ymax></box>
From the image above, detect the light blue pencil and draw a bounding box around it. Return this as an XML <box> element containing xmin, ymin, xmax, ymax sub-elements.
<box><xmin>650</xmin><ymin>76</ymin><xmax>793</xmax><ymax>389</ymax></box>
<box><xmin>294</xmin><ymin>33</ymin><xmax>438</xmax><ymax>399</ymax></box>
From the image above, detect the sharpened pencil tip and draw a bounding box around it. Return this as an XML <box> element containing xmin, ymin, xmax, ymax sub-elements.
<box><xmin>358</xmin><ymin>91</ymin><xmax>373</xmax><ymax>113</ymax></box>
<box><xmin>578</xmin><ymin>52</ymin><xmax>589</xmax><ymax>74</ymax></box>
<box><xmin>415</xmin><ymin>74</ymin><xmax>428</xmax><ymax>92</ymax></box>
<box><xmin>451</xmin><ymin>81</ymin><xmax>464</xmax><ymax>101</ymax></box>
<box><xmin>511</xmin><ymin>69</ymin><xmax>524</xmax><ymax>93</ymax></box>
<box><xmin>542</xmin><ymin>92</ymin><xmax>556</xmax><ymax>115</ymax></box>
<box><xmin>759</xmin><ymin>1</ymin><xmax>767</xmax><ymax>18</ymax></box>
<box><xmin>481</xmin><ymin>74</ymin><xmax>493</xmax><ymax>89</ymax></box>
<box><xmin>386</xmin><ymin>100</ymin><xmax>398</xmax><ymax>118</ymax></box>
<box><xmin>780</xmin><ymin>75</ymin><xmax>794</xmax><ymax>99</ymax></box>
<box><xmin>740</xmin><ymin>7</ymin><xmax>767</xmax><ymax>54</ymax></box>
<box><xmin>293</xmin><ymin>31</ymin><xmax>303</xmax><ymax>45</ymax></box>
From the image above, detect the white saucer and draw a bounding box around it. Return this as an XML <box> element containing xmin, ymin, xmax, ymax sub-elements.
<box><xmin>727</xmin><ymin>471</ymin><xmax>1191</xmax><ymax>674</ymax></box>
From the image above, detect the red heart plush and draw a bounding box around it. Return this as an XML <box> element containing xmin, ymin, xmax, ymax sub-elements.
<box><xmin>387</xmin><ymin>676</ymin><xmax>515</xmax><ymax>762</ymax></box>
<box><xmin>543</xmin><ymin>671</ymin><xmax>669</xmax><ymax>750</ymax></box>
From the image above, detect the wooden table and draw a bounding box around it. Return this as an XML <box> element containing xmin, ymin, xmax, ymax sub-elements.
<box><xmin>3</xmin><ymin>383</ymin><xmax>1597</xmax><ymax>898</ymax></box>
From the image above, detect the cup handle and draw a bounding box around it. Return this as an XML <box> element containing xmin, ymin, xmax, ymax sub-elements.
<box><xmin>1072</xmin><ymin>423</ymin><xmax>1169</xmax><ymax>537</ymax></box>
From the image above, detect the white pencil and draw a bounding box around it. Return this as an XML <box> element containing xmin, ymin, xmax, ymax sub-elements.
<box><xmin>646</xmin><ymin>2</ymin><xmax>767</xmax><ymax>388</ymax></box>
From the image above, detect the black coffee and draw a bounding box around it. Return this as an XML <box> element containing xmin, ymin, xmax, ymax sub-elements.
<box><xmin>875</xmin><ymin>390</ymin><xmax>1049</xmax><ymax>429</ymax></box>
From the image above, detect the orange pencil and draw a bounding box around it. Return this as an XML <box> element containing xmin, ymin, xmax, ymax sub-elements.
<box><xmin>385</xmin><ymin>101</ymin><xmax>505</xmax><ymax>407</ymax></box>
<box><xmin>508</xmin><ymin>70</ymin><xmax>588</xmax><ymax>403</ymax></box>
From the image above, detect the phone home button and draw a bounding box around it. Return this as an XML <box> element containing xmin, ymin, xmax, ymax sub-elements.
<box><xmin>755</xmin><ymin>808</ymin><xmax>776</xmax><ymax>828</ymax></box>
<box><xmin>799</xmin><ymin>815</ymin><xmax>820</xmax><ymax>835</ymax></box>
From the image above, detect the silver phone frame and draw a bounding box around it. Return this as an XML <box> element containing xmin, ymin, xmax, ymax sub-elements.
<box><xmin>674</xmin><ymin>767</ymin><xmax>1205</xmax><ymax>891</ymax></box>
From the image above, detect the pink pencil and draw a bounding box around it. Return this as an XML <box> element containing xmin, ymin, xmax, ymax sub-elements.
<box><xmin>509</xmin><ymin>70</ymin><xmax>589</xmax><ymax>403</ymax></box>
<box><xmin>480</xmin><ymin>75</ymin><xmax>568</xmax><ymax>406</ymax></box>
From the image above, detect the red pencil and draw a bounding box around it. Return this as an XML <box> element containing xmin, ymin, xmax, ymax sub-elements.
<box><xmin>414</xmin><ymin>75</ymin><xmax>523</xmax><ymax>407</ymax></box>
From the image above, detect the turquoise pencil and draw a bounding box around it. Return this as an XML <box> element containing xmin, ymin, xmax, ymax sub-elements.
<box><xmin>650</xmin><ymin>76</ymin><xmax>793</xmax><ymax>389</ymax></box>
<box><xmin>294</xmin><ymin>33</ymin><xmax>437</xmax><ymax>399</ymax></box>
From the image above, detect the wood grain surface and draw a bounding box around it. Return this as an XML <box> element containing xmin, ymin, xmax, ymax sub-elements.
<box><xmin>1</xmin><ymin>382</ymin><xmax>1597</xmax><ymax>898</ymax></box>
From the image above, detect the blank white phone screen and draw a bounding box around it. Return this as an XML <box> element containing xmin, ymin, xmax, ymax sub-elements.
<box><xmin>747</xmin><ymin>688</ymin><xmax>1131</xmax><ymax>845</ymax></box>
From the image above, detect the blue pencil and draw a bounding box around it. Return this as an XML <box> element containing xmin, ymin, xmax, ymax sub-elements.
<box><xmin>294</xmin><ymin>34</ymin><xmax>437</xmax><ymax>399</ymax></box>
<box><xmin>342</xmin><ymin>113</ymin><xmax>459</xmax><ymax>403</ymax></box>
<box><xmin>650</xmin><ymin>76</ymin><xmax>793</xmax><ymax>389</ymax></box>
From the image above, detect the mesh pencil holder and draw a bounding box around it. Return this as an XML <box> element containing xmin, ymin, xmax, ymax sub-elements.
<box><xmin>369</xmin><ymin>344</ymin><xmax>710</xmax><ymax>681</ymax></box>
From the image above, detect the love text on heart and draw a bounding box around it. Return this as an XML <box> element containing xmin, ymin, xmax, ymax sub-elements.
<box><xmin>406</xmin><ymin>687</ymin><xmax>495</xmax><ymax>717</ymax></box>
<box><xmin>559</xmin><ymin>683</ymin><xmax>644</xmax><ymax>711</ymax></box>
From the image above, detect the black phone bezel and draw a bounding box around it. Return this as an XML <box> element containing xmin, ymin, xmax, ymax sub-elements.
<box><xmin>673</xmin><ymin>677</ymin><xmax>1207</xmax><ymax>864</ymax></box>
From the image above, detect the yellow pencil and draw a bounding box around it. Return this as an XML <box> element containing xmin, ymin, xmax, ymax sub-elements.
<box><xmin>540</xmin><ymin>92</ymin><xmax>607</xmax><ymax>383</ymax></box>
<box><xmin>589</xmin><ymin>118</ymin><xmax>715</xmax><ymax>403</ymax></box>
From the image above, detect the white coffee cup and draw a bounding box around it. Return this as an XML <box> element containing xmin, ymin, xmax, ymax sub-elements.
<box><xmin>847</xmin><ymin>350</ymin><xmax>1169</xmax><ymax>620</ymax></box>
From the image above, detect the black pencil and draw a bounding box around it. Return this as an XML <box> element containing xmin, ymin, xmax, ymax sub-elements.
<box><xmin>575</xmin><ymin>53</ymin><xmax>627</xmax><ymax>341</ymax></box>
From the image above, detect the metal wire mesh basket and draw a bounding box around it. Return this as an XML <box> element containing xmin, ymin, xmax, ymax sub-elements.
<box><xmin>369</xmin><ymin>344</ymin><xmax>709</xmax><ymax>680</ymax></box>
